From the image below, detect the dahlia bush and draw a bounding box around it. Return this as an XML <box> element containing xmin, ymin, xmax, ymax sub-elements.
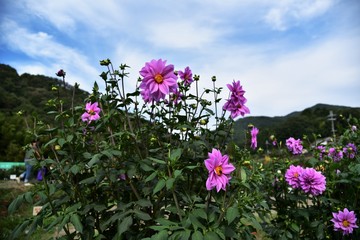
<box><xmin>8</xmin><ymin>59</ymin><xmax>360</xmax><ymax>240</ymax></box>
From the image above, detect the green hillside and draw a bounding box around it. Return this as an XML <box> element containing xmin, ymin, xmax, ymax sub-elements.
<box><xmin>233</xmin><ymin>103</ymin><xmax>360</xmax><ymax>149</ymax></box>
<box><xmin>0</xmin><ymin>64</ymin><xmax>89</xmax><ymax>162</ymax></box>
<box><xmin>1</xmin><ymin>63</ymin><xmax>359</xmax><ymax>161</ymax></box>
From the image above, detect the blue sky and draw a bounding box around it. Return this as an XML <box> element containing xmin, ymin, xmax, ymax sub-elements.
<box><xmin>1</xmin><ymin>0</ymin><xmax>359</xmax><ymax>117</ymax></box>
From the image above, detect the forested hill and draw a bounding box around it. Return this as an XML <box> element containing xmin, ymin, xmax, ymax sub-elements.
<box><xmin>0</xmin><ymin>64</ymin><xmax>89</xmax><ymax>162</ymax></box>
<box><xmin>1</xmin><ymin>63</ymin><xmax>359</xmax><ymax>161</ymax></box>
<box><xmin>233</xmin><ymin>103</ymin><xmax>360</xmax><ymax>148</ymax></box>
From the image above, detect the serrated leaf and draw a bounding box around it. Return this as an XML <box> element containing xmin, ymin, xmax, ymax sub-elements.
<box><xmin>118</xmin><ymin>216</ymin><xmax>133</xmax><ymax>236</ymax></box>
<box><xmin>153</xmin><ymin>179</ymin><xmax>166</xmax><ymax>195</ymax></box>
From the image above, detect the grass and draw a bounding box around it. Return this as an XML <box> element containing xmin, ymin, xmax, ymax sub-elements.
<box><xmin>0</xmin><ymin>180</ymin><xmax>55</xmax><ymax>240</ymax></box>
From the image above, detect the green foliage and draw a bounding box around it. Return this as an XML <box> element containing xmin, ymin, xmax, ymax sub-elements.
<box><xmin>5</xmin><ymin>60</ymin><xmax>360</xmax><ymax>239</ymax></box>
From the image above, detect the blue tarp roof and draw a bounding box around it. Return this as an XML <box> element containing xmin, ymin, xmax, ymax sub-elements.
<box><xmin>0</xmin><ymin>162</ymin><xmax>25</xmax><ymax>170</ymax></box>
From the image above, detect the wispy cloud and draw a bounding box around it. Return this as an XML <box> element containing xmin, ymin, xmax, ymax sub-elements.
<box><xmin>264</xmin><ymin>0</ymin><xmax>336</xmax><ymax>31</ymax></box>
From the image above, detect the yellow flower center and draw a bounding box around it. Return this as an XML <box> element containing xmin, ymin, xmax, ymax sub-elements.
<box><xmin>89</xmin><ymin>109</ymin><xmax>95</xmax><ymax>115</ymax></box>
<box><xmin>343</xmin><ymin>220</ymin><xmax>350</xmax><ymax>227</ymax></box>
<box><xmin>294</xmin><ymin>172</ymin><xmax>299</xmax><ymax>178</ymax></box>
<box><xmin>155</xmin><ymin>74</ymin><xmax>164</xmax><ymax>84</ymax></box>
<box><xmin>215</xmin><ymin>166</ymin><xmax>223</xmax><ymax>176</ymax></box>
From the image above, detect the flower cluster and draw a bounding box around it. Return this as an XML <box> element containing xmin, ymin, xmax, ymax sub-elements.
<box><xmin>321</xmin><ymin>143</ymin><xmax>357</xmax><ymax>162</ymax></box>
<box><xmin>223</xmin><ymin>80</ymin><xmax>250</xmax><ymax>119</ymax></box>
<box><xmin>331</xmin><ymin>208</ymin><xmax>358</xmax><ymax>235</ymax></box>
<box><xmin>286</xmin><ymin>137</ymin><xmax>303</xmax><ymax>155</ymax></box>
<box><xmin>285</xmin><ymin>165</ymin><xmax>326</xmax><ymax>196</ymax></box>
<box><xmin>204</xmin><ymin>149</ymin><xmax>235</xmax><ymax>192</ymax></box>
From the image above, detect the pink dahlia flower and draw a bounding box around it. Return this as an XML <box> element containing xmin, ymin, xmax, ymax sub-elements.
<box><xmin>250</xmin><ymin>126</ymin><xmax>259</xmax><ymax>150</ymax></box>
<box><xmin>299</xmin><ymin>167</ymin><xmax>326</xmax><ymax>196</ymax></box>
<box><xmin>328</xmin><ymin>147</ymin><xmax>344</xmax><ymax>162</ymax></box>
<box><xmin>178</xmin><ymin>66</ymin><xmax>193</xmax><ymax>86</ymax></box>
<box><xmin>285</xmin><ymin>165</ymin><xmax>304</xmax><ymax>189</ymax></box>
<box><xmin>223</xmin><ymin>80</ymin><xmax>250</xmax><ymax>119</ymax></box>
<box><xmin>81</xmin><ymin>102</ymin><xmax>101</xmax><ymax>123</ymax></box>
<box><xmin>139</xmin><ymin>59</ymin><xmax>178</xmax><ymax>102</ymax></box>
<box><xmin>286</xmin><ymin>137</ymin><xmax>303</xmax><ymax>155</ymax></box>
<box><xmin>343</xmin><ymin>143</ymin><xmax>357</xmax><ymax>159</ymax></box>
<box><xmin>204</xmin><ymin>149</ymin><xmax>235</xmax><ymax>192</ymax></box>
<box><xmin>331</xmin><ymin>208</ymin><xmax>358</xmax><ymax>235</ymax></box>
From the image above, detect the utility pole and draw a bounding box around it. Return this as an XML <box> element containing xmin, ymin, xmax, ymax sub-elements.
<box><xmin>327</xmin><ymin>111</ymin><xmax>336</xmax><ymax>141</ymax></box>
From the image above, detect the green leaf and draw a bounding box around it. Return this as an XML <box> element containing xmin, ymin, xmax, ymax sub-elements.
<box><xmin>58</xmin><ymin>138</ymin><xmax>66</xmax><ymax>147</ymax></box>
<box><xmin>134</xmin><ymin>210</ymin><xmax>152</xmax><ymax>221</ymax></box>
<box><xmin>66</xmin><ymin>135</ymin><xmax>74</xmax><ymax>142</ymax></box>
<box><xmin>136</xmin><ymin>199</ymin><xmax>153</xmax><ymax>207</ymax></box>
<box><xmin>290</xmin><ymin>223</ymin><xmax>300</xmax><ymax>232</ymax></box>
<box><xmin>79</xmin><ymin>176</ymin><xmax>96</xmax><ymax>185</ymax></box>
<box><xmin>70</xmin><ymin>214</ymin><xmax>83</xmax><ymax>233</ymax></box>
<box><xmin>166</xmin><ymin>178</ymin><xmax>175</xmax><ymax>190</ymax></box>
<box><xmin>88</xmin><ymin>153</ymin><xmax>101</xmax><ymax>167</ymax></box>
<box><xmin>226</xmin><ymin>206</ymin><xmax>239</xmax><ymax>224</ymax></box>
<box><xmin>8</xmin><ymin>194</ymin><xmax>24</xmax><ymax>214</ymax></box>
<box><xmin>192</xmin><ymin>209</ymin><xmax>207</xmax><ymax>220</ymax></box>
<box><xmin>141</xmin><ymin>163</ymin><xmax>154</xmax><ymax>172</ymax></box>
<box><xmin>174</xmin><ymin>169</ymin><xmax>182</xmax><ymax>179</ymax></box>
<box><xmin>118</xmin><ymin>216</ymin><xmax>133</xmax><ymax>236</ymax></box>
<box><xmin>189</xmin><ymin>214</ymin><xmax>205</xmax><ymax>230</ymax></box>
<box><xmin>24</xmin><ymin>192</ymin><xmax>33</xmax><ymax>203</ymax></box>
<box><xmin>169</xmin><ymin>148</ymin><xmax>182</xmax><ymax>162</ymax></box>
<box><xmin>179</xmin><ymin>230</ymin><xmax>191</xmax><ymax>240</ymax></box>
<box><xmin>70</xmin><ymin>164</ymin><xmax>81</xmax><ymax>174</ymax></box>
<box><xmin>204</xmin><ymin>232</ymin><xmax>220</xmax><ymax>240</ymax></box>
<box><xmin>240</xmin><ymin>167</ymin><xmax>247</xmax><ymax>182</ymax></box>
<box><xmin>153</xmin><ymin>179</ymin><xmax>166</xmax><ymax>195</ymax></box>
<box><xmin>145</xmin><ymin>171</ymin><xmax>158</xmax><ymax>183</ymax></box>
<box><xmin>148</xmin><ymin>157</ymin><xmax>166</xmax><ymax>165</ymax></box>
<box><xmin>151</xmin><ymin>230</ymin><xmax>168</xmax><ymax>240</ymax></box>
<box><xmin>192</xmin><ymin>231</ymin><xmax>204</xmax><ymax>240</ymax></box>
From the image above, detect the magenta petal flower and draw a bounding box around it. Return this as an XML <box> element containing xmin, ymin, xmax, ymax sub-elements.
<box><xmin>178</xmin><ymin>66</ymin><xmax>193</xmax><ymax>86</ymax></box>
<box><xmin>286</xmin><ymin>137</ymin><xmax>303</xmax><ymax>155</ymax></box>
<box><xmin>331</xmin><ymin>208</ymin><xmax>358</xmax><ymax>235</ymax></box>
<box><xmin>81</xmin><ymin>102</ymin><xmax>101</xmax><ymax>123</ymax></box>
<box><xmin>343</xmin><ymin>143</ymin><xmax>357</xmax><ymax>159</ymax></box>
<box><xmin>139</xmin><ymin>59</ymin><xmax>178</xmax><ymax>102</ymax></box>
<box><xmin>250</xmin><ymin>126</ymin><xmax>259</xmax><ymax>150</ymax></box>
<box><xmin>285</xmin><ymin>165</ymin><xmax>304</xmax><ymax>189</ymax></box>
<box><xmin>204</xmin><ymin>149</ymin><xmax>235</xmax><ymax>192</ymax></box>
<box><xmin>299</xmin><ymin>167</ymin><xmax>326</xmax><ymax>196</ymax></box>
<box><xmin>223</xmin><ymin>80</ymin><xmax>250</xmax><ymax>119</ymax></box>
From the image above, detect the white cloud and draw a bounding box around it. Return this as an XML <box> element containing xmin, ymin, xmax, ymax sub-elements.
<box><xmin>264</xmin><ymin>0</ymin><xmax>336</xmax><ymax>31</ymax></box>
